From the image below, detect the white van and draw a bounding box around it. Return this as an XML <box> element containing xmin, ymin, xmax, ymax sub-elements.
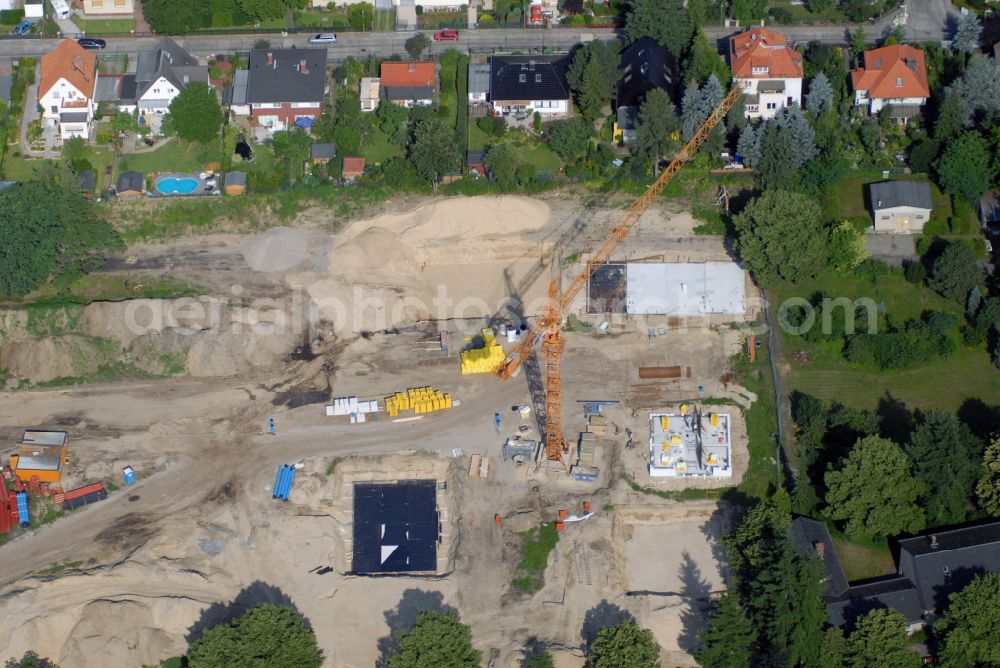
<box><xmin>51</xmin><ymin>0</ymin><xmax>71</xmax><ymax>20</ymax></box>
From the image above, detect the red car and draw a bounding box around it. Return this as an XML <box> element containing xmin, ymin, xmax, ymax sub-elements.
<box><xmin>434</xmin><ymin>29</ymin><xmax>459</xmax><ymax>41</ymax></box>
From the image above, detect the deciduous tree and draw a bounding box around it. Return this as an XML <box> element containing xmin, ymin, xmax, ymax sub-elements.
<box><xmin>546</xmin><ymin>117</ymin><xmax>592</xmax><ymax>159</ymax></box>
<box><xmin>976</xmin><ymin>439</ymin><xmax>1000</xmax><ymax>516</ymax></box>
<box><xmin>936</xmin><ymin>131</ymin><xmax>991</xmax><ymax>205</ymax></box>
<box><xmin>0</xmin><ymin>178</ymin><xmax>122</xmax><ymax>297</ymax></box>
<box><xmin>934</xmin><ymin>573</ymin><xmax>1000</xmax><ymax>667</ymax></box>
<box><xmin>238</xmin><ymin>0</ymin><xmax>307</xmax><ymax>21</ymax></box>
<box><xmin>928</xmin><ymin>240</ymin><xmax>984</xmax><ymax>303</ymax></box>
<box><xmin>388</xmin><ymin>611</ymin><xmax>480</xmax><ymax>668</ymax></box>
<box><xmin>405</xmin><ymin>32</ymin><xmax>430</xmax><ymax>60</ymax></box>
<box><xmin>733</xmin><ymin>190</ymin><xmax>828</xmax><ymax>286</ymax></box>
<box><xmin>829</xmin><ymin>221</ymin><xmax>869</xmax><ymax>273</ymax></box>
<box><xmin>409</xmin><ymin>117</ymin><xmax>461</xmax><ymax>190</ymax></box>
<box><xmin>485</xmin><ymin>143</ymin><xmax>517</xmax><ymax>188</ymax></box>
<box><xmin>624</xmin><ymin>0</ymin><xmax>692</xmax><ymax>56</ymax></box>
<box><xmin>168</xmin><ymin>82</ymin><xmax>223</xmax><ymax>145</ymax></box>
<box><xmin>825</xmin><ymin>435</ymin><xmax>925</xmax><ymax>540</ymax></box>
<box><xmin>589</xmin><ymin>621</ymin><xmax>660</xmax><ymax>668</ymax></box>
<box><xmin>847</xmin><ymin>609</ymin><xmax>921</xmax><ymax>668</ymax></box>
<box><xmin>187</xmin><ymin>603</ymin><xmax>323</xmax><ymax>668</ymax></box>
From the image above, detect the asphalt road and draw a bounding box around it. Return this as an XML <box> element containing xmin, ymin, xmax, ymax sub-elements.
<box><xmin>0</xmin><ymin>1</ymin><xmax>960</xmax><ymax>61</ymax></box>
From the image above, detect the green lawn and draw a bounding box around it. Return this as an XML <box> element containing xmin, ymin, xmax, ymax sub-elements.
<box><xmin>119</xmin><ymin>139</ymin><xmax>220</xmax><ymax>175</ymax></box>
<box><xmin>468</xmin><ymin>117</ymin><xmax>490</xmax><ymax>150</ymax></box>
<box><xmin>2</xmin><ymin>146</ymin><xmax>116</xmax><ymax>188</ymax></box>
<box><xmin>516</xmin><ymin>143</ymin><xmax>561</xmax><ymax>174</ymax></box>
<box><xmin>824</xmin><ymin>171</ymin><xmax>952</xmax><ymax>224</ymax></box>
<box><xmin>78</xmin><ymin>18</ymin><xmax>136</xmax><ymax>35</ymax></box>
<box><xmin>361</xmin><ymin>128</ymin><xmax>403</xmax><ymax>164</ymax></box>
<box><xmin>771</xmin><ymin>268</ymin><xmax>1000</xmax><ymax>412</ymax></box>
<box><xmin>831</xmin><ymin>535</ymin><xmax>896</xmax><ymax>581</ymax></box>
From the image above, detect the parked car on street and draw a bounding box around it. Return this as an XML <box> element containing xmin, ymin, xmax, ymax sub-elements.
<box><xmin>434</xmin><ymin>29</ymin><xmax>459</xmax><ymax>41</ymax></box>
<box><xmin>308</xmin><ymin>33</ymin><xmax>337</xmax><ymax>44</ymax></box>
<box><xmin>77</xmin><ymin>38</ymin><xmax>107</xmax><ymax>50</ymax></box>
<box><xmin>11</xmin><ymin>20</ymin><xmax>35</xmax><ymax>36</ymax></box>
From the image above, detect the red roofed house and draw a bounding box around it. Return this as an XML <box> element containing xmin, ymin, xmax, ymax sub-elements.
<box><xmin>729</xmin><ymin>27</ymin><xmax>803</xmax><ymax>120</ymax></box>
<box><xmin>380</xmin><ymin>62</ymin><xmax>435</xmax><ymax>108</ymax></box>
<box><xmin>851</xmin><ymin>45</ymin><xmax>929</xmax><ymax>123</ymax></box>
<box><xmin>38</xmin><ymin>39</ymin><xmax>98</xmax><ymax>141</ymax></box>
<box><xmin>342</xmin><ymin>156</ymin><xmax>366</xmax><ymax>183</ymax></box>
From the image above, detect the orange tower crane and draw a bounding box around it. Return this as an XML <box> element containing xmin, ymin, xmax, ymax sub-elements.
<box><xmin>495</xmin><ymin>85</ymin><xmax>745</xmax><ymax>466</ymax></box>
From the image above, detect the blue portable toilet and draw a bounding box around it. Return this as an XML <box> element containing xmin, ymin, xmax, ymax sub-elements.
<box><xmin>16</xmin><ymin>492</ymin><xmax>29</xmax><ymax>527</ymax></box>
<box><xmin>123</xmin><ymin>466</ymin><xmax>136</xmax><ymax>485</ymax></box>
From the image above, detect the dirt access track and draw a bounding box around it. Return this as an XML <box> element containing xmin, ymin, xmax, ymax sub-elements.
<box><xmin>0</xmin><ymin>195</ymin><xmax>753</xmax><ymax>667</ymax></box>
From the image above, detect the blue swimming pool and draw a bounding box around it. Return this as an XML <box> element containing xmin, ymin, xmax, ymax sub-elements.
<box><xmin>156</xmin><ymin>176</ymin><xmax>199</xmax><ymax>195</ymax></box>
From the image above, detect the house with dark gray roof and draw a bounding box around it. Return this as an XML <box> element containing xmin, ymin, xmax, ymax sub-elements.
<box><xmin>116</xmin><ymin>171</ymin><xmax>144</xmax><ymax>197</ymax></box>
<box><xmin>616</xmin><ymin>37</ymin><xmax>679</xmax><ymax>109</ymax></box>
<box><xmin>791</xmin><ymin>518</ymin><xmax>849</xmax><ymax>600</ymax></box>
<box><xmin>868</xmin><ymin>180</ymin><xmax>933</xmax><ymax>233</ymax></box>
<box><xmin>118</xmin><ymin>39</ymin><xmax>208</xmax><ymax>116</ymax></box>
<box><xmin>488</xmin><ymin>55</ymin><xmax>570</xmax><ymax>117</ymax></box>
<box><xmin>244</xmin><ymin>48</ymin><xmax>328</xmax><ymax>134</ymax></box>
<box><xmin>796</xmin><ymin>519</ymin><xmax>1000</xmax><ymax>631</ymax></box>
<box><xmin>310</xmin><ymin>143</ymin><xmax>336</xmax><ymax>163</ymax></box>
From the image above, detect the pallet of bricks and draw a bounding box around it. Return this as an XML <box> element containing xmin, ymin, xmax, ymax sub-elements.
<box><xmin>385</xmin><ymin>386</ymin><xmax>453</xmax><ymax>417</ymax></box>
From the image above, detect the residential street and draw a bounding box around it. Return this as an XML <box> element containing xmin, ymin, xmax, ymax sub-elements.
<box><xmin>0</xmin><ymin>1</ymin><xmax>961</xmax><ymax>61</ymax></box>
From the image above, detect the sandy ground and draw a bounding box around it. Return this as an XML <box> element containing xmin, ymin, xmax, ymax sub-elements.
<box><xmin>0</xmin><ymin>194</ymin><xmax>759</xmax><ymax>667</ymax></box>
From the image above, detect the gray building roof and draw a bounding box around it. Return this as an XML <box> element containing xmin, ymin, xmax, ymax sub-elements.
<box><xmin>311</xmin><ymin>143</ymin><xmax>336</xmax><ymax>160</ymax></box>
<box><xmin>617</xmin><ymin>105</ymin><xmax>637</xmax><ymax>132</ymax></box>
<box><xmin>791</xmin><ymin>518</ymin><xmax>850</xmax><ymax>600</ymax></box>
<box><xmin>246</xmin><ymin>48</ymin><xmax>327</xmax><ymax>105</ymax></box>
<box><xmin>898</xmin><ymin>523</ymin><xmax>1000</xmax><ymax>614</ymax></box>
<box><xmin>22</xmin><ymin>430</ymin><xmax>67</xmax><ymax>446</ymax></box>
<box><xmin>382</xmin><ymin>85</ymin><xmax>434</xmax><ymax>101</ymax></box>
<box><xmin>95</xmin><ymin>76</ymin><xmax>121</xmax><ymax>103</ymax></box>
<box><xmin>224</xmin><ymin>171</ymin><xmax>247</xmax><ymax>186</ymax></box>
<box><xmin>60</xmin><ymin>112</ymin><xmax>89</xmax><ymax>123</ymax></box>
<box><xmin>827</xmin><ymin>577</ymin><xmax>924</xmax><ymax>628</ymax></box>
<box><xmin>467</xmin><ymin>149</ymin><xmax>485</xmax><ymax>165</ymax></box>
<box><xmin>118</xmin><ymin>74</ymin><xmax>138</xmax><ymax>104</ymax></box>
<box><xmin>816</xmin><ymin>520</ymin><xmax>1000</xmax><ymax>629</ymax></box>
<box><xmin>489</xmin><ymin>55</ymin><xmax>570</xmax><ymax>102</ymax></box>
<box><xmin>869</xmin><ymin>180</ymin><xmax>933</xmax><ymax>211</ymax></box>
<box><xmin>468</xmin><ymin>62</ymin><xmax>490</xmax><ymax>95</ymax></box>
<box><xmin>117</xmin><ymin>171</ymin><xmax>144</xmax><ymax>193</ymax></box>
<box><xmin>77</xmin><ymin>170</ymin><xmax>96</xmax><ymax>192</ymax></box>
<box><xmin>229</xmin><ymin>69</ymin><xmax>249</xmax><ymax>106</ymax></box>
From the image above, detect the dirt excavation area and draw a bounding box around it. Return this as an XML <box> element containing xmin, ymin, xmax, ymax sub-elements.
<box><xmin>0</xmin><ymin>194</ymin><xmax>759</xmax><ymax>667</ymax></box>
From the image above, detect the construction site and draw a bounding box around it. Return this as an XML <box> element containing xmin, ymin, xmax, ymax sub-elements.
<box><xmin>0</xmin><ymin>89</ymin><xmax>761</xmax><ymax>667</ymax></box>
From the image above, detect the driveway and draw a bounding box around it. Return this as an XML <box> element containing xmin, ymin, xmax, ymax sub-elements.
<box><xmin>865</xmin><ymin>233</ymin><xmax>917</xmax><ymax>266</ymax></box>
<box><xmin>905</xmin><ymin>0</ymin><xmax>961</xmax><ymax>43</ymax></box>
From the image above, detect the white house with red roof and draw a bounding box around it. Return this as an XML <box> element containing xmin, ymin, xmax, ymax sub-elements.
<box><xmin>850</xmin><ymin>45</ymin><xmax>930</xmax><ymax>122</ymax></box>
<box><xmin>37</xmin><ymin>39</ymin><xmax>98</xmax><ymax>140</ymax></box>
<box><xmin>728</xmin><ymin>27</ymin><xmax>803</xmax><ymax>120</ymax></box>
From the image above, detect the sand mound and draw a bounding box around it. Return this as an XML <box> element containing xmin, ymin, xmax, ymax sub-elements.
<box><xmin>300</xmin><ymin>196</ymin><xmax>555</xmax><ymax>334</ymax></box>
<box><xmin>241</xmin><ymin>226</ymin><xmax>309</xmax><ymax>273</ymax></box>
<box><xmin>0</xmin><ymin>336</ymin><xmax>112</xmax><ymax>383</ymax></box>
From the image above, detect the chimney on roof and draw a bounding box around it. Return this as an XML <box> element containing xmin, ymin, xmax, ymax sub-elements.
<box><xmin>300</xmin><ymin>59</ymin><xmax>308</xmax><ymax>74</ymax></box>
<box><xmin>930</xmin><ymin>535</ymin><xmax>939</xmax><ymax>549</ymax></box>
<box><xmin>408</xmin><ymin>63</ymin><xmax>415</xmax><ymax>72</ymax></box>
<box><xmin>267</xmin><ymin>52</ymin><xmax>273</xmax><ymax>65</ymax></box>
<box><xmin>812</xmin><ymin>541</ymin><xmax>825</xmax><ymax>557</ymax></box>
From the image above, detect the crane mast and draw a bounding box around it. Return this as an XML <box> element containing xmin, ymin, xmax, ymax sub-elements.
<box><xmin>497</xmin><ymin>85</ymin><xmax>745</xmax><ymax>465</ymax></box>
